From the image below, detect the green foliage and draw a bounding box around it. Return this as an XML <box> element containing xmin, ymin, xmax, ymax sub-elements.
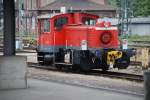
<box><xmin>132</xmin><ymin>0</ymin><xmax>150</xmax><ymax>17</ymax></box>
<box><xmin>107</xmin><ymin>0</ymin><xmax>117</xmax><ymax>6</ymax></box>
<box><xmin>108</xmin><ymin>0</ymin><xmax>150</xmax><ymax>17</ymax></box>
<box><xmin>107</xmin><ymin>0</ymin><xmax>119</xmax><ymax>7</ymax></box>
<box><xmin>29</xmin><ymin>38</ymin><xmax>37</xmax><ymax>45</ymax></box>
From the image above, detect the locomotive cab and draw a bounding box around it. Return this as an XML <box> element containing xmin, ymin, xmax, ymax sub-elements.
<box><xmin>37</xmin><ymin>13</ymin><xmax>72</xmax><ymax>64</ymax></box>
<box><xmin>37</xmin><ymin>13</ymin><xmax>99</xmax><ymax>65</ymax></box>
<box><xmin>37</xmin><ymin>12</ymin><xmax>131</xmax><ymax>71</ymax></box>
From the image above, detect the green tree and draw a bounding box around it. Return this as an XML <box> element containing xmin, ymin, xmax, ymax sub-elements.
<box><xmin>132</xmin><ymin>0</ymin><xmax>150</xmax><ymax>16</ymax></box>
<box><xmin>108</xmin><ymin>0</ymin><xmax>150</xmax><ymax>17</ymax></box>
<box><xmin>107</xmin><ymin>0</ymin><xmax>120</xmax><ymax>7</ymax></box>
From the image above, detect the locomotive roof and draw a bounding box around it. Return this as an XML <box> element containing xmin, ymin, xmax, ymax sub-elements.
<box><xmin>37</xmin><ymin>12</ymin><xmax>99</xmax><ymax>19</ymax></box>
<box><xmin>37</xmin><ymin>13</ymin><xmax>62</xmax><ymax>19</ymax></box>
<box><xmin>40</xmin><ymin>0</ymin><xmax>116</xmax><ymax>11</ymax></box>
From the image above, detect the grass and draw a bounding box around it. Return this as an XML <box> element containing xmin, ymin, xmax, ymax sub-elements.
<box><xmin>128</xmin><ymin>35</ymin><xmax>150</xmax><ymax>42</ymax></box>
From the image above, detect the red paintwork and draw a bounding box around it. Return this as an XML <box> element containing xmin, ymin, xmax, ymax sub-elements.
<box><xmin>37</xmin><ymin>12</ymin><xmax>118</xmax><ymax>50</ymax></box>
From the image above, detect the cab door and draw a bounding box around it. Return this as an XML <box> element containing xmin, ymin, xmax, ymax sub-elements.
<box><xmin>52</xmin><ymin>16</ymin><xmax>69</xmax><ymax>47</ymax></box>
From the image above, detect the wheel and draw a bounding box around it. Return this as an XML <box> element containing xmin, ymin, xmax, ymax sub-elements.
<box><xmin>101</xmin><ymin>61</ymin><xmax>109</xmax><ymax>72</ymax></box>
<box><xmin>44</xmin><ymin>57</ymin><xmax>53</xmax><ymax>65</ymax></box>
<box><xmin>37</xmin><ymin>52</ymin><xmax>44</xmax><ymax>65</ymax></box>
<box><xmin>38</xmin><ymin>52</ymin><xmax>54</xmax><ymax>65</ymax></box>
<box><xmin>72</xmin><ymin>64</ymin><xmax>82</xmax><ymax>73</ymax></box>
<box><xmin>101</xmin><ymin>52</ymin><xmax>109</xmax><ymax>71</ymax></box>
<box><xmin>56</xmin><ymin>65</ymin><xmax>63</xmax><ymax>70</ymax></box>
<box><xmin>101</xmin><ymin>67</ymin><xmax>109</xmax><ymax>72</ymax></box>
<box><xmin>79</xmin><ymin>57</ymin><xmax>91</xmax><ymax>72</ymax></box>
<box><xmin>39</xmin><ymin>61</ymin><xmax>44</xmax><ymax>65</ymax></box>
<box><xmin>115</xmin><ymin>53</ymin><xmax>130</xmax><ymax>69</ymax></box>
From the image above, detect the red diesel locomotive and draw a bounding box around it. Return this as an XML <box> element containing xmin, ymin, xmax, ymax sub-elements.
<box><xmin>37</xmin><ymin>12</ymin><xmax>131</xmax><ymax>71</ymax></box>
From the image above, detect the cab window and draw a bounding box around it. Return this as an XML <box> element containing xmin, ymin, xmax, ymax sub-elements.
<box><xmin>54</xmin><ymin>17</ymin><xmax>68</xmax><ymax>30</ymax></box>
<box><xmin>39</xmin><ymin>19</ymin><xmax>50</xmax><ymax>33</ymax></box>
<box><xmin>43</xmin><ymin>19</ymin><xmax>50</xmax><ymax>32</ymax></box>
<box><xmin>82</xmin><ymin>17</ymin><xmax>96</xmax><ymax>25</ymax></box>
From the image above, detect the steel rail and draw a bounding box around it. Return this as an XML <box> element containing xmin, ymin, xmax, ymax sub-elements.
<box><xmin>28</xmin><ymin>62</ymin><xmax>143</xmax><ymax>82</ymax></box>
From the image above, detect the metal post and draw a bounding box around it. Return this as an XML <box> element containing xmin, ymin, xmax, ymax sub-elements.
<box><xmin>119</xmin><ymin>0</ymin><xmax>129</xmax><ymax>50</ymax></box>
<box><xmin>3</xmin><ymin>0</ymin><xmax>15</xmax><ymax>56</ymax></box>
<box><xmin>144</xmin><ymin>70</ymin><xmax>150</xmax><ymax>100</ymax></box>
<box><xmin>18</xmin><ymin>0</ymin><xmax>24</xmax><ymax>50</ymax></box>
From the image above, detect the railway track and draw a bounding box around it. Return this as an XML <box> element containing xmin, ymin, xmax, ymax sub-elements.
<box><xmin>89</xmin><ymin>70</ymin><xmax>143</xmax><ymax>82</ymax></box>
<box><xmin>129</xmin><ymin>40</ymin><xmax>150</xmax><ymax>49</ymax></box>
<box><xmin>28</xmin><ymin>62</ymin><xmax>144</xmax><ymax>82</ymax></box>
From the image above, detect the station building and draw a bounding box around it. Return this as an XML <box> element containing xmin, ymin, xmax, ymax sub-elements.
<box><xmin>38</xmin><ymin>0</ymin><xmax>116</xmax><ymax>17</ymax></box>
<box><xmin>15</xmin><ymin>0</ymin><xmax>117</xmax><ymax>36</ymax></box>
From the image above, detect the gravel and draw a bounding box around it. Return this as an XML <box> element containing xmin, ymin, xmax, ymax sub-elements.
<box><xmin>8</xmin><ymin>51</ymin><xmax>144</xmax><ymax>96</ymax></box>
<box><xmin>28</xmin><ymin>67</ymin><xmax>144</xmax><ymax>96</ymax></box>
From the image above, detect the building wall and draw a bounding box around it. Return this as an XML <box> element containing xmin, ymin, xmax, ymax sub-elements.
<box><xmin>38</xmin><ymin>0</ymin><xmax>108</xmax><ymax>8</ymax></box>
<box><xmin>90</xmin><ymin>0</ymin><xmax>108</xmax><ymax>5</ymax></box>
<box><xmin>19</xmin><ymin>0</ymin><xmax>115</xmax><ymax>36</ymax></box>
<box><xmin>15</xmin><ymin>0</ymin><xmax>38</xmax><ymax>36</ymax></box>
<box><xmin>23</xmin><ymin>0</ymin><xmax>55</xmax><ymax>9</ymax></box>
<box><xmin>39</xmin><ymin>0</ymin><xmax>55</xmax><ymax>8</ymax></box>
<box><xmin>37</xmin><ymin>0</ymin><xmax>109</xmax><ymax>8</ymax></box>
<box><xmin>0</xmin><ymin>0</ymin><xmax>3</xmax><ymax>32</ymax></box>
<box><xmin>25</xmin><ymin>0</ymin><xmax>38</xmax><ymax>10</ymax></box>
<box><xmin>129</xmin><ymin>24</ymin><xmax>150</xmax><ymax>36</ymax></box>
<box><xmin>89</xmin><ymin>11</ymin><xmax>116</xmax><ymax>17</ymax></box>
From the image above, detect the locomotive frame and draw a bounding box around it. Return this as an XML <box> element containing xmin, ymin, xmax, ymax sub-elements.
<box><xmin>37</xmin><ymin>12</ymin><xmax>132</xmax><ymax>71</ymax></box>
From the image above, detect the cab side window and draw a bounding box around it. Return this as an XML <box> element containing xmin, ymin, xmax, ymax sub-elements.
<box><xmin>40</xmin><ymin>19</ymin><xmax>50</xmax><ymax>33</ymax></box>
<box><xmin>82</xmin><ymin>17</ymin><xmax>96</xmax><ymax>26</ymax></box>
<box><xmin>54</xmin><ymin>17</ymin><xmax>68</xmax><ymax>30</ymax></box>
<box><xmin>43</xmin><ymin>19</ymin><xmax>50</xmax><ymax>32</ymax></box>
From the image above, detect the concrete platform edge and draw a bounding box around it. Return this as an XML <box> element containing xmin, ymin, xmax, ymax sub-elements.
<box><xmin>0</xmin><ymin>56</ymin><xmax>27</xmax><ymax>89</ymax></box>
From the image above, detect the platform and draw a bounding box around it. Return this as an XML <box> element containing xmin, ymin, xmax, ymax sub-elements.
<box><xmin>0</xmin><ymin>79</ymin><xmax>143</xmax><ymax>100</ymax></box>
<box><xmin>0</xmin><ymin>56</ymin><xmax>27</xmax><ymax>89</ymax></box>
